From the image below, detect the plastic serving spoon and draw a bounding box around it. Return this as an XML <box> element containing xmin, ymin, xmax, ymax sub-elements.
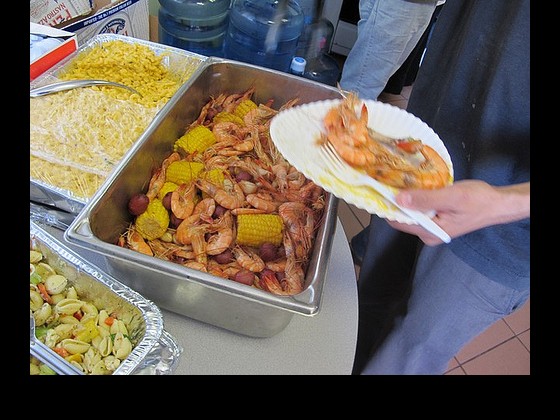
<box><xmin>30</xmin><ymin>79</ymin><xmax>142</xmax><ymax>98</ymax></box>
<box><xmin>30</xmin><ymin>312</ymin><xmax>84</xmax><ymax>375</ymax></box>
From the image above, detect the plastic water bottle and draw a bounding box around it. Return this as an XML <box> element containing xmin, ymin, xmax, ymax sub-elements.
<box><xmin>158</xmin><ymin>0</ymin><xmax>231</xmax><ymax>57</ymax></box>
<box><xmin>297</xmin><ymin>16</ymin><xmax>339</xmax><ymax>86</ymax></box>
<box><xmin>296</xmin><ymin>0</ymin><xmax>317</xmax><ymax>24</ymax></box>
<box><xmin>224</xmin><ymin>0</ymin><xmax>305</xmax><ymax>72</ymax></box>
<box><xmin>294</xmin><ymin>0</ymin><xmax>319</xmax><ymax>56</ymax></box>
<box><xmin>296</xmin><ymin>16</ymin><xmax>334</xmax><ymax>61</ymax></box>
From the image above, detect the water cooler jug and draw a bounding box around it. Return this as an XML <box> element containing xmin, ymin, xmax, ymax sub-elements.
<box><xmin>224</xmin><ymin>0</ymin><xmax>305</xmax><ymax>72</ymax></box>
<box><xmin>158</xmin><ymin>0</ymin><xmax>231</xmax><ymax>57</ymax></box>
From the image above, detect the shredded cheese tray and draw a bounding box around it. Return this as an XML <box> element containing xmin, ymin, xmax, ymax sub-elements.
<box><xmin>30</xmin><ymin>34</ymin><xmax>206</xmax><ymax>210</ymax></box>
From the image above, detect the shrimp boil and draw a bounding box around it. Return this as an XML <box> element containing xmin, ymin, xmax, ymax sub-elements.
<box><xmin>118</xmin><ymin>87</ymin><xmax>326</xmax><ymax>296</ymax></box>
<box><xmin>319</xmin><ymin>92</ymin><xmax>451</xmax><ymax>189</ymax></box>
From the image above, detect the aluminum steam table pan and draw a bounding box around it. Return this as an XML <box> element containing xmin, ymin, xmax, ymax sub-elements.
<box><xmin>30</xmin><ymin>221</ymin><xmax>182</xmax><ymax>375</ymax></box>
<box><xmin>64</xmin><ymin>57</ymin><xmax>344</xmax><ymax>338</ymax></box>
<box><xmin>30</xmin><ymin>34</ymin><xmax>207</xmax><ymax>215</ymax></box>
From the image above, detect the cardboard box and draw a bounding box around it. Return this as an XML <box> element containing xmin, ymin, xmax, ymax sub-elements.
<box><xmin>30</xmin><ymin>22</ymin><xmax>78</xmax><ymax>81</ymax></box>
<box><xmin>58</xmin><ymin>0</ymin><xmax>150</xmax><ymax>45</ymax></box>
<box><xmin>30</xmin><ymin>0</ymin><xmax>94</xmax><ymax>27</ymax></box>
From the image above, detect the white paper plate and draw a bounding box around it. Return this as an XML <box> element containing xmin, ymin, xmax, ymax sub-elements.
<box><xmin>269</xmin><ymin>99</ymin><xmax>454</xmax><ymax>224</ymax></box>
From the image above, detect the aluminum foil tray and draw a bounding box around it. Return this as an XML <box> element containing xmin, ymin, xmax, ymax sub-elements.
<box><xmin>64</xmin><ymin>57</ymin><xmax>344</xmax><ymax>338</ymax></box>
<box><xmin>30</xmin><ymin>34</ymin><xmax>207</xmax><ymax>215</ymax></box>
<box><xmin>30</xmin><ymin>220</ymin><xmax>183</xmax><ymax>375</ymax></box>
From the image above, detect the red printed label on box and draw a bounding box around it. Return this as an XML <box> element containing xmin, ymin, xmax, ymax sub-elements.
<box><xmin>30</xmin><ymin>0</ymin><xmax>93</xmax><ymax>27</ymax></box>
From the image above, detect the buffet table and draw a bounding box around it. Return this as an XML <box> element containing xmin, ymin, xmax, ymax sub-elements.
<box><xmin>42</xmin><ymin>218</ymin><xmax>359</xmax><ymax>375</ymax></box>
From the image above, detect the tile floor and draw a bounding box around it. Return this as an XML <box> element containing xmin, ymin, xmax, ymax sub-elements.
<box><xmin>337</xmin><ymin>85</ymin><xmax>530</xmax><ymax>375</ymax></box>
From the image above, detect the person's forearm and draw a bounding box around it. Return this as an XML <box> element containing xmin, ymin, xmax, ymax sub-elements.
<box><xmin>492</xmin><ymin>182</ymin><xmax>530</xmax><ymax>224</ymax></box>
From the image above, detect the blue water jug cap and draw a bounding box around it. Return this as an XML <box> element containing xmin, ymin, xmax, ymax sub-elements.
<box><xmin>290</xmin><ymin>56</ymin><xmax>307</xmax><ymax>73</ymax></box>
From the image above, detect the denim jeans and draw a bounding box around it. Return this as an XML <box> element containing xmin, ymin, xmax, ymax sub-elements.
<box><xmin>359</xmin><ymin>243</ymin><xmax>530</xmax><ymax>375</ymax></box>
<box><xmin>339</xmin><ymin>0</ymin><xmax>439</xmax><ymax>100</ymax></box>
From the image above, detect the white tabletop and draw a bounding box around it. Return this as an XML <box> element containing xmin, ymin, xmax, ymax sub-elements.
<box><xmin>43</xmin><ymin>218</ymin><xmax>358</xmax><ymax>375</ymax></box>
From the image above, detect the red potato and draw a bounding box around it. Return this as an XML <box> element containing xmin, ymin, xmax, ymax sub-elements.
<box><xmin>128</xmin><ymin>193</ymin><xmax>149</xmax><ymax>216</ymax></box>
<box><xmin>162</xmin><ymin>191</ymin><xmax>173</xmax><ymax>210</ymax></box>
<box><xmin>233</xmin><ymin>269</ymin><xmax>255</xmax><ymax>286</ymax></box>
<box><xmin>214</xmin><ymin>249</ymin><xmax>234</xmax><ymax>264</ymax></box>
<box><xmin>258</xmin><ymin>242</ymin><xmax>278</xmax><ymax>262</ymax></box>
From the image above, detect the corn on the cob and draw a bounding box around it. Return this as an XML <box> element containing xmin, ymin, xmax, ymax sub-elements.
<box><xmin>135</xmin><ymin>198</ymin><xmax>170</xmax><ymax>241</ymax></box>
<box><xmin>234</xmin><ymin>99</ymin><xmax>258</xmax><ymax>119</ymax></box>
<box><xmin>165</xmin><ymin>161</ymin><xmax>204</xmax><ymax>185</ymax></box>
<box><xmin>213</xmin><ymin>111</ymin><xmax>245</xmax><ymax>126</ymax></box>
<box><xmin>236</xmin><ymin>214</ymin><xmax>283</xmax><ymax>247</ymax></box>
<box><xmin>174</xmin><ymin>125</ymin><xmax>216</xmax><ymax>154</ymax></box>
<box><xmin>158</xmin><ymin>181</ymin><xmax>179</xmax><ymax>200</ymax></box>
<box><xmin>199</xmin><ymin>168</ymin><xmax>225</xmax><ymax>186</ymax></box>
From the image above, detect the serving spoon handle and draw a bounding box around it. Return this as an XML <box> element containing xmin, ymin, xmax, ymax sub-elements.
<box><xmin>30</xmin><ymin>79</ymin><xmax>142</xmax><ymax>98</ymax></box>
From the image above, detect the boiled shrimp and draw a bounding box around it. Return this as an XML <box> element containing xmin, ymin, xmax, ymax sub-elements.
<box><xmin>271</xmin><ymin>162</ymin><xmax>289</xmax><ymax>191</ymax></box>
<box><xmin>232</xmin><ymin>245</ymin><xmax>265</xmax><ymax>272</ymax></box>
<box><xmin>258</xmin><ymin>270</ymin><xmax>286</xmax><ymax>295</ymax></box>
<box><xmin>149</xmin><ymin>238</ymin><xmax>194</xmax><ymax>262</ymax></box>
<box><xmin>238</xmin><ymin>180</ymin><xmax>258</xmax><ymax>195</ymax></box>
<box><xmin>184</xmin><ymin>261</ymin><xmax>208</xmax><ymax>272</ymax></box>
<box><xmin>364</xmin><ymin>141</ymin><xmax>451</xmax><ymax>189</ymax></box>
<box><xmin>206</xmin><ymin>211</ymin><xmax>234</xmax><ymax>255</ymax></box>
<box><xmin>279</xmin><ymin>202</ymin><xmax>315</xmax><ymax>262</ymax></box>
<box><xmin>278</xmin><ymin>97</ymin><xmax>300</xmax><ymax>111</ymax></box>
<box><xmin>323</xmin><ymin>92</ymin><xmax>370</xmax><ymax>147</ymax></box>
<box><xmin>295</xmin><ymin>180</ymin><xmax>325</xmax><ymax>211</ymax></box>
<box><xmin>123</xmin><ymin>226</ymin><xmax>153</xmax><ymax>256</ymax></box>
<box><xmin>170</xmin><ymin>182</ymin><xmax>197</xmax><ymax>219</ymax></box>
<box><xmin>322</xmin><ymin>92</ymin><xmax>451</xmax><ymax>189</ymax></box>
<box><xmin>246</xmin><ymin>192</ymin><xmax>279</xmax><ymax>212</ymax></box>
<box><xmin>243</xmin><ymin>104</ymin><xmax>277</xmax><ymax>128</ymax></box>
<box><xmin>196</xmin><ymin>178</ymin><xmax>245</xmax><ymax>210</ymax></box>
<box><xmin>231</xmin><ymin>208</ymin><xmax>267</xmax><ymax>215</ymax></box>
<box><xmin>265</xmin><ymin>258</ymin><xmax>287</xmax><ymax>272</ymax></box>
<box><xmin>286</xmin><ymin>166</ymin><xmax>307</xmax><ymax>190</ymax></box>
<box><xmin>189</xmin><ymin>225</ymin><xmax>209</xmax><ymax>265</ymax></box>
<box><xmin>175</xmin><ymin>220</ymin><xmax>208</xmax><ymax>247</ymax></box>
<box><xmin>283</xmin><ymin>257</ymin><xmax>305</xmax><ymax>295</ymax></box>
<box><xmin>193</xmin><ymin>197</ymin><xmax>216</xmax><ymax>224</ymax></box>
<box><xmin>146</xmin><ymin>152</ymin><xmax>181</xmax><ymax>200</ymax></box>
<box><xmin>222</xmin><ymin>87</ymin><xmax>255</xmax><ymax>113</ymax></box>
<box><xmin>258</xmin><ymin>257</ymin><xmax>303</xmax><ymax>296</ymax></box>
<box><xmin>213</xmin><ymin>121</ymin><xmax>244</xmax><ymax>144</ymax></box>
<box><xmin>232</xmin><ymin>157</ymin><xmax>272</xmax><ymax>180</ymax></box>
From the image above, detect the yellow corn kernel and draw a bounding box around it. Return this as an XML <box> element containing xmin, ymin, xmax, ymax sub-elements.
<box><xmin>174</xmin><ymin>125</ymin><xmax>216</xmax><ymax>154</ymax></box>
<box><xmin>135</xmin><ymin>198</ymin><xmax>170</xmax><ymax>241</ymax></box>
<box><xmin>165</xmin><ymin>161</ymin><xmax>204</xmax><ymax>185</ymax></box>
<box><xmin>236</xmin><ymin>214</ymin><xmax>284</xmax><ymax>247</ymax></box>
<box><xmin>234</xmin><ymin>99</ymin><xmax>258</xmax><ymax>119</ymax></box>
<box><xmin>199</xmin><ymin>168</ymin><xmax>225</xmax><ymax>199</ymax></box>
<box><xmin>199</xmin><ymin>168</ymin><xmax>225</xmax><ymax>186</ymax></box>
<box><xmin>158</xmin><ymin>181</ymin><xmax>179</xmax><ymax>200</ymax></box>
<box><xmin>213</xmin><ymin>111</ymin><xmax>245</xmax><ymax>126</ymax></box>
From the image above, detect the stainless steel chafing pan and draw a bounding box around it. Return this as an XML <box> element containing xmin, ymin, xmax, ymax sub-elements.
<box><xmin>65</xmin><ymin>57</ymin><xmax>345</xmax><ymax>337</ymax></box>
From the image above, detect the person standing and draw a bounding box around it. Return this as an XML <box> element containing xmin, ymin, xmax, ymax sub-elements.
<box><xmin>339</xmin><ymin>0</ymin><xmax>442</xmax><ymax>101</ymax></box>
<box><xmin>353</xmin><ymin>0</ymin><xmax>530</xmax><ymax>374</ymax></box>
